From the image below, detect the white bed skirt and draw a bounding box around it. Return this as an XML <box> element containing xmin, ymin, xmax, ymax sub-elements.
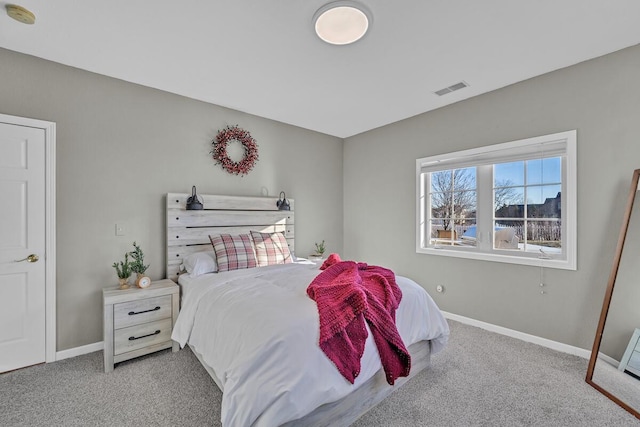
<box><xmin>189</xmin><ymin>339</ymin><xmax>433</xmax><ymax>427</ymax></box>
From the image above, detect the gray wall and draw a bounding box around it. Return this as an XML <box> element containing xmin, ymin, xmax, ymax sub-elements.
<box><xmin>343</xmin><ymin>43</ymin><xmax>640</xmax><ymax>350</ymax></box>
<box><xmin>3</xmin><ymin>41</ymin><xmax>639</xmax><ymax>353</ymax></box>
<box><xmin>0</xmin><ymin>48</ymin><xmax>343</xmax><ymax>351</ymax></box>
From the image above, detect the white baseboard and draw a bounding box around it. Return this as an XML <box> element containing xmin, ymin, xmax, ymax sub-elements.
<box><xmin>597</xmin><ymin>352</ymin><xmax>620</xmax><ymax>369</ymax></box>
<box><xmin>53</xmin><ymin>314</ymin><xmax>597</xmax><ymax>364</ymax></box>
<box><xmin>442</xmin><ymin>311</ymin><xmax>592</xmax><ymax>359</ymax></box>
<box><xmin>56</xmin><ymin>341</ymin><xmax>103</xmax><ymax>361</ymax></box>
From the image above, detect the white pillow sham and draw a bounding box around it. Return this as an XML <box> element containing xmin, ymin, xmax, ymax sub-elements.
<box><xmin>182</xmin><ymin>251</ymin><xmax>218</xmax><ymax>277</ymax></box>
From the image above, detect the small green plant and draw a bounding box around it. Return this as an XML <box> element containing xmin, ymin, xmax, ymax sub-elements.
<box><xmin>314</xmin><ymin>240</ymin><xmax>326</xmax><ymax>256</ymax></box>
<box><xmin>129</xmin><ymin>241</ymin><xmax>149</xmax><ymax>275</ymax></box>
<box><xmin>112</xmin><ymin>253</ymin><xmax>132</xmax><ymax>279</ymax></box>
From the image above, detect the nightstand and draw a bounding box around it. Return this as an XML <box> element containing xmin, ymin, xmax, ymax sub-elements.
<box><xmin>103</xmin><ymin>279</ymin><xmax>179</xmax><ymax>373</ymax></box>
<box><xmin>619</xmin><ymin>328</ymin><xmax>640</xmax><ymax>379</ymax></box>
<box><xmin>307</xmin><ymin>255</ymin><xmax>324</xmax><ymax>264</ymax></box>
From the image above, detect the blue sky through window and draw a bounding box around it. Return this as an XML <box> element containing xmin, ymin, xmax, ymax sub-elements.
<box><xmin>494</xmin><ymin>157</ymin><xmax>561</xmax><ymax>204</ymax></box>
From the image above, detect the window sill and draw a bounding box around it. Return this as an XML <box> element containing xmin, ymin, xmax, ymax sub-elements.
<box><xmin>416</xmin><ymin>246</ymin><xmax>576</xmax><ymax>270</ymax></box>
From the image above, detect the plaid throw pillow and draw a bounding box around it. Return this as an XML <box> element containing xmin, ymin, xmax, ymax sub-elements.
<box><xmin>250</xmin><ymin>231</ymin><xmax>293</xmax><ymax>267</ymax></box>
<box><xmin>209</xmin><ymin>234</ymin><xmax>257</xmax><ymax>272</ymax></box>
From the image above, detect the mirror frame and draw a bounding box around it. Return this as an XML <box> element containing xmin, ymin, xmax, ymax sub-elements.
<box><xmin>586</xmin><ymin>169</ymin><xmax>640</xmax><ymax>419</ymax></box>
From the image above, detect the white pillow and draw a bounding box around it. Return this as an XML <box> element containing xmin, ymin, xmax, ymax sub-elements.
<box><xmin>182</xmin><ymin>251</ymin><xmax>218</xmax><ymax>277</ymax></box>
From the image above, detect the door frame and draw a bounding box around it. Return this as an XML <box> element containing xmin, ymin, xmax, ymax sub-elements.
<box><xmin>0</xmin><ymin>113</ymin><xmax>56</xmax><ymax>363</ymax></box>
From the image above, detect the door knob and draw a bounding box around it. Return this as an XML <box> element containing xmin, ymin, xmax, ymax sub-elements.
<box><xmin>15</xmin><ymin>254</ymin><xmax>39</xmax><ymax>263</ymax></box>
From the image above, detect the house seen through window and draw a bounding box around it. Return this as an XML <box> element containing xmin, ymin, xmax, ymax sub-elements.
<box><xmin>416</xmin><ymin>130</ymin><xmax>576</xmax><ymax>270</ymax></box>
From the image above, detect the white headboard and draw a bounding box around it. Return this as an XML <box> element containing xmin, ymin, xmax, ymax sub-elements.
<box><xmin>166</xmin><ymin>193</ymin><xmax>295</xmax><ymax>282</ymax></box>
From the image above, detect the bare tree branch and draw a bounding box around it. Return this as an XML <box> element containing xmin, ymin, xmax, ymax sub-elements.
<box><xmin>431</xmin><ymin>168</ymin><xmax>476</xmax><ymax>230</ymax></box>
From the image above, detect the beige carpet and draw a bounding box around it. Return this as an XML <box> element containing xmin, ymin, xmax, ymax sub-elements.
<box><xmin>1</xmin><ymin>320</ymin><xmax>638</xmax><ymax>426</ymax></box>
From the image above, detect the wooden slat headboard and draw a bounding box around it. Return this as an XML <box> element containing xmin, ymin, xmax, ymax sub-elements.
<box><xmin>166</xmin><ymin>193</ymin><xmax>295</xmax><ymax>282</ymax></box>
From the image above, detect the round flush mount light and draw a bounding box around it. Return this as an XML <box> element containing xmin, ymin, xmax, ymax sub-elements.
<box><xmin>313</xmin><ymin>1</ymin><xmax>371</xmax><ymax>45</ymax></box>
<box><xmin>6</xmin><ymin>4</ymin><xmax>36</xmax><ymax>25</ymax></box>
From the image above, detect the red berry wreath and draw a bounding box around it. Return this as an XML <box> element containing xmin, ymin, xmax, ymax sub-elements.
<box><xmin>211</xmin><ymin>125</ymin><xmax>259</xmax><ymax>175</ymax></box>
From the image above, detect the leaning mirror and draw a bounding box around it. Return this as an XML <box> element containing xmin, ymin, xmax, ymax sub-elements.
<box><xmin>586</xmin><ymin>169</ymin><xmax>640</xmax><ymax>420</ymax></box>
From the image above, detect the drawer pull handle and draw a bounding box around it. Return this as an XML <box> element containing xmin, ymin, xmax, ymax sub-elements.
<box><xmin>129</xmin><ymin>330</ymin><xmax>161</xmax><ymax>341</ymax></box>
<box><xmin>128</xmin><ymin>306</ymin><xmax>161</xmax><ymax>316</ymax></box>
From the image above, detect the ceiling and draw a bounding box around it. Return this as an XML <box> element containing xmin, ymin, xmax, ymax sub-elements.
<box><xmin>1</xmin><ymin>1</ymin><xmax>640</xmax><ymax>138</ymax></box>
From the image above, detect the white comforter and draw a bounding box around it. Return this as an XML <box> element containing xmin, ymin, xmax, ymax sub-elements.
<box><xmin>172</xmin><ymin>261</ymin><xmax>449</xmax><ymax>427</ymax></box>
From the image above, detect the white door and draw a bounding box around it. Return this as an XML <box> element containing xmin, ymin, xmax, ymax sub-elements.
<box><xmin>0</xmin><ymin>122</ymin><xmax>46</xmax><ymax>372</ymax></box>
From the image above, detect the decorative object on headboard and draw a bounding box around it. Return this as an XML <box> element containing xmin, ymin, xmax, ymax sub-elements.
<box><xmin>276</xmin><ymin>191</ymin><xmax>290</xmax><ymax>211</ymax></box>
<box><xmin>211</xmin><ymin>125</ymin><xmax>259</xmax><ymax>176</ymax></box>
<box><xmin>186</xmin><ymin>186</ymin><xmax>203</xmax><ymax>210</ymax></box>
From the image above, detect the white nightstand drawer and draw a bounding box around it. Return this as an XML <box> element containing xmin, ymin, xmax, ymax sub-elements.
<box><xmin>114</xmin><ymin>295</ymin><xmax>172</xmax><ymax>329</ymax></box>
<box><xmin>114</xmin><ymin>318</ymin><xmax>172</xmax><ymax>355</ymax></box>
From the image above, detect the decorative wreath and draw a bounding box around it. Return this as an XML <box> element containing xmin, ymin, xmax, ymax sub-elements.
<box><xmin>211</xmin><ymin>125</ymin><xmax>259</xmax><ymax>175</ymax></box>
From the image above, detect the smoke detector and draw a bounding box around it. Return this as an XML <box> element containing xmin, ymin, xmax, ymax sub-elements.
<box><xmin>6</xmin><ymin>4</ymin><xmax>36</xmax><ymax>25</ymax></box>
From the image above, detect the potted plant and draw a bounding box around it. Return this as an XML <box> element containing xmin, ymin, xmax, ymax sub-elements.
<box><xmin>314</xmin><ymin>240</ymin><xmax>326</xmax><ymax>257</ymax></box>
<box><xmin>112</xmin><ymin>253</ymin><xmax>132</xmax><ymax>290</ymax></box>
<box><xmin>309</xmin><ymin>240</ymin><xmax>326</xmax><ymax>263</ymax></box>
<box><xmin>129</xmin><ymin>241</ymin><xmax>151</xmax><ymax>288</ymax></box>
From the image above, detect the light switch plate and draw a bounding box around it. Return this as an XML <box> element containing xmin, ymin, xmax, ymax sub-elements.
<box><xmin>115</xmin><ymin>223</ymin><xmax>127</xmax><ymax>236</ymax></box>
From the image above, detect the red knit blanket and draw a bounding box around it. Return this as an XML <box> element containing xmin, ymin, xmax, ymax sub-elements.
<box><xmin>306</xmin><ymin>254</ymin><xmax>411</xmax><ymax>385</ymax></box>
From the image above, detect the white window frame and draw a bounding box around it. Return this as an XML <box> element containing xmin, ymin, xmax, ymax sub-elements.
<box><xmin>416</xmin><ymin>130</ymin><xmax>577</xmax><ymax>270</ymax></box>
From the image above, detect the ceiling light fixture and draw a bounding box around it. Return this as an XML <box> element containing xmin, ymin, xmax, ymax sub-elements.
<box><xmin>6</xmin><ymin>4</ymin><xmax>36</xmax><ymax>25</ymax></box>
<box><xmin>313</xmin><ymin>1</ymin><xmax>371</xmax><ymax>45</ymax></box>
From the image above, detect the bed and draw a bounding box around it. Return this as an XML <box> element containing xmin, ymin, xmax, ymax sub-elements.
<box><xmin>166</xmin><ymin>193</ymin><xmax>450</xmax><ymax>426</ymax></box>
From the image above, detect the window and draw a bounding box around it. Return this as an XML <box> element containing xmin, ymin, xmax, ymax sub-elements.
<box><xmin>416</xmin><ymin>130</ymin><xmax>576</xmax><ymax>270</ymax></box>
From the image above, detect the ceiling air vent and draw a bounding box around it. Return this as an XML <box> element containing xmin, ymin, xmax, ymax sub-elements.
<box><xmin>434</xmin><ymin>81</ymin><xmax>469</xmax><ymax>96</ymax></box>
